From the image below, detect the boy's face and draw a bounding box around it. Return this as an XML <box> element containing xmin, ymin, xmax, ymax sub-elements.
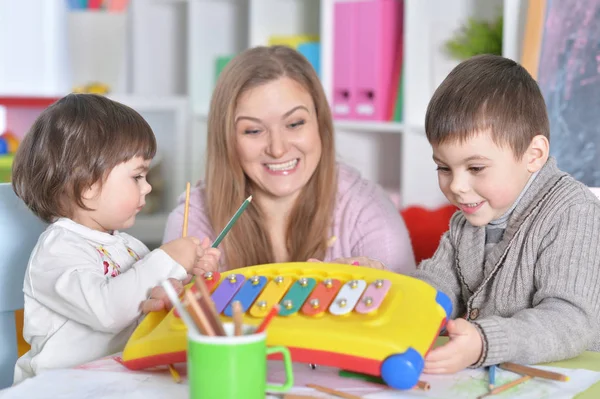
<box><xmin>432</xmin><ymin>131</ymin><xmax>532</xmax><ymax>227</ymax></box>
<box><xmin>74</xmin><ymin>156</ymin><xmax>152</xmax><ymax>232</ymax></box>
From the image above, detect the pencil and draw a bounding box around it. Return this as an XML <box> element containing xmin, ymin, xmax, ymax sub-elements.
<box><xmin>212</xmin><ymin>195</ymin><xmax>252</xmax><ymax>248</ymax></box>
<box><xmin>499</xmin><ymin>362</ymin><xmax>569</xmax><ymax>382</ymax></box>
<box><xmin>183</xmin><ymin>289</ymin><xmax>215</xmax><ymax>336</ymax></box>
<box><xmin>194</xmin><ymin>278</ymin><xmax>226</xmax><ymax>336</ymax></box>
<box><xmin>182</xmin><ymin>182</ymin><xmax>191</xmax><ymax>237</ymax></box>
<box><xmin>255</xmin><ymin>303</ymin><xmax>280</xmax><ymax>334</ymax></box>
<box><xmin>488</xmin><ymin>364</ymin><xmax>496</xmax><ymax>389</ymax></box>
<box><xmin>167</xmin><ymin>364</ymin><xmax>181</xmax><ymax>383</ymax></box>
<box><xmin>306</xmin><ymin>384</ymin><xmax>362</xmax><ymax>399</ymax></box>
<box><xmin>161</xmin><ymin>280</ymin><xmax>199</xmax><ymax>335</ymax></box>
<box><xmin>477</xmin><ymin>375</ymin><xmax>532</xmax><ymax>399</ymax></box>
<box><xmin>416</xmin><ymin>380</ymin><xmax>430</xmax><ymax>391</ymax></box>
<box><xmin>232</xmin><ymin>300</ymin><xmax>243</xmax><ymax>336</ymax></box>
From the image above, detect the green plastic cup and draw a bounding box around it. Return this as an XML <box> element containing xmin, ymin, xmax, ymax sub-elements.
<box><xmin>187</xmin><ymin>322</ymin><xmax>294</xmax><ymax>399</ymax></box>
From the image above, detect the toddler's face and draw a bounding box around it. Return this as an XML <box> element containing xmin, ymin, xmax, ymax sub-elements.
<box><xmin>73</xmin><ymin>156</ymin><xmax>152</xmax><ymax>232</ymax></box>
<box><xmin>432</xmin><ymin>131</ymin><xmax>532</xmax><ymax>226</ymax></box>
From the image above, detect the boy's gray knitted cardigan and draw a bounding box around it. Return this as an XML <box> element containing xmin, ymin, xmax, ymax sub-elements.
<box><xmin>411</xmin><ymin>158</ymin><xmax>600</xmax><ymax>366</ymax></box>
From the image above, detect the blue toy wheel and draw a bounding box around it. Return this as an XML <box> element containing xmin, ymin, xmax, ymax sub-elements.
<box><xmin>380</xmin><ymin>347</ymin><xmax>424</xmax><ymax>390</ymax></box>
<box><xmin>435</xmin><ymin>290</ymin><xmax>453</xmax><ymax>320</ymax></box>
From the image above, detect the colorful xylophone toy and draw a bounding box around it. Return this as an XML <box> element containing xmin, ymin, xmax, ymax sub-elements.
<box><xmin>122</xmin><ymin>262</ymin><xmax>452</xmax><ymax>390</ymax></box>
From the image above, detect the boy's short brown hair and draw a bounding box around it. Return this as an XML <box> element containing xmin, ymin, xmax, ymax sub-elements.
<box><xmin>425</xmin><ymin>54</ymin><xmax>549</xmax><ymax>158</ymax></box>
<box><xmin>12</xmin><ymin>93</ymin><xmax>156</xmax><ymax>223</ymax></box>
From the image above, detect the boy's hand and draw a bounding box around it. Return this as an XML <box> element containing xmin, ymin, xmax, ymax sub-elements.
<box><xmin>423</xmin><ymin>319</ymin><xmax>483</xmax><ymax>374</ymax></box>
<box><xmin>192</xmin><ymin>237</ymin><xmax>221</xmax><ymax>276</ymax></box>
<box><xmin>159</xmin><ymin>236</ymin><xmax>201</xmax><ymax>272</ymax></box>
<box><xmin>308</xmin><ymin>256</ymin><xmax>387</xmax><ymax>270</ymax></box>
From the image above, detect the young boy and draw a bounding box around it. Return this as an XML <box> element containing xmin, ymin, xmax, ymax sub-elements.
<box><xmin>413</xmin><ymin>54</ymin><xmax>600</xmax><ymax>374</ymax></box>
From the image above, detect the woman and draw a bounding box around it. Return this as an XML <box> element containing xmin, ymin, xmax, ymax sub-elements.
<box><xmin>164</xmin><ymin>45</ymin><xmax>414</xmax><ymax>273</ymax></box>
<box><xmin>145</xmin><ymin>46</ymin><xmax>415</xmax><ymax>313</ymax></box>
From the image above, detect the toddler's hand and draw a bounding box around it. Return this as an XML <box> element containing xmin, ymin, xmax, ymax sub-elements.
<box><xmin>141</xmin><ymin>277</ymin><xmax>184</xmax><ymax>314</ymax></box>
<box><xmin>159</xmin><ymin>236</ymin><xmax>201</xmax><ymax>272</ymax></box>
<box><xmin>192</xmin><ymin>237</ymin><xmax>221</xmax><ymax>277</ymax></box>
<box><xmin>423</xmin><ymin>319</ymin><xmax>483</xmax><ymax>374</ymax></box>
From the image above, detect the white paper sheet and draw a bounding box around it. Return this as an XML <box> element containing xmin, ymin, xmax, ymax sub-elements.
<box><xmin>1</xmin><ymin>360</ymin><xmax>598</xmax><ymax>399</ymax></box>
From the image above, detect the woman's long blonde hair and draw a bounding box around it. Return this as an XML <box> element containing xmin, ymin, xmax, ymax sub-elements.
<box><xmin>206</xmin><ymin>45</ymin><xmax>337</xmax><ymax>270</ymax></box>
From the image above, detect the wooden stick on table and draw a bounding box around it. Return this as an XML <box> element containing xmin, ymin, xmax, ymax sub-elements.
<box><xmin>306</xmin><ymin>384</ymin><xmax>363</xmax><ymax>399</ymax></box>
<box><xmin>477</xmin><ymin>375</ymin><xmax>533</xmax><ymax>399</ymax></box>
<box><xmin>499</xmin><ymin>362</ymin><xmax>570</xmax><ymax>382</ymax></box>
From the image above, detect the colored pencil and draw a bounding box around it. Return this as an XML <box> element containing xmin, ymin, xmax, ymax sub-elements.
<box><xmin>167</xmin><ymin>364</ymin><xmax>181</xmax><ymax>384</ymax></box>
<box><xmin>182</xmin><ymin>182</ymin><xmax>191</xmax><ymax>237</ymax></box>
<box><xmin>165</xmin><ymin>182</ymin><xmax>192</xmax><ymax>382</ymax></box>
<box><xmin>499</xmin><ymin>362</ymin><xmax>569</xmax><ymax>381</ymax></box>
<box><xmin>194</xmin><ymin>278</ymin><xmax>226</xmax><ymax>336</ymax></box>
<box><xmin>183</xmin><ymin>289</ymin><xmax>215</xmax><ymax>336</ymax></box>
<box><xmin>255</xmin><ymin>303</ymin><xmax>280</xmax><ymax>334</ymax></box>
<box><xmin>416</xmin><ymin>380</ymin><xmax>430</xmax><ymax>391</ymax></box>
<box><xmin>306</xmin><ymin>384</ymin><xmax>362</xmax><ymax>399</ymax></box>
<box><xmin>232</xmin><ymin>301</ymin><xmax>243</xmax><ymax>336</ymax></box>
<box><xmin>212</xmin><ymin>195</ymin><xmax>252</xmax><ymax>247</ymax></box>
<box><xmin>499</xmin><ymin>362</ymin><xmax>569</xmax><ymax>382</ymax></box>
<box><xmin>161</xmin><ymin>280</ymin><xmax>199</xmax><ymax>335</ymax></box>
<box><xmin>488</xmin><ymin>365</ymin><xmax>496</xmax><ymax>389</ymax></box>
<box><xmin>477</xmin><ymin>375</ymin><xmax>532</xmax><ymax>399</ymax></box>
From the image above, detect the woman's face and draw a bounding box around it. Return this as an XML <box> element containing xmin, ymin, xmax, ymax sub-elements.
<box><xmin>234</xmin><ymin>77</ymin><xmax>322</xmax><ymax>202</ymax></box>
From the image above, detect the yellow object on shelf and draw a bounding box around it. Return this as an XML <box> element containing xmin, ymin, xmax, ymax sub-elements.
<box><xmin>268</xmin><ymin>34</ymin><xmax>319</xmax><ymax>49</ymax></box>
<box><xmin>72</xmin><ymin>82</ymin><xmax>111</xmax><ymax>95</ymax></box>
<box><xmin>0</xmin><ymin>154</ymin><xmax>14</xmax><ymax>183</ymax></box>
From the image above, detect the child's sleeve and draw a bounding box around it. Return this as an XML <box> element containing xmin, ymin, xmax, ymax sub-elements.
<box><xmin>162</xmin><ymin>185</ymin><xmax>214</xmax><ymax>244</ymax></box>
<box><xmin>28</xmin><ymin>231</ymin><xmax>187</xmax><ymax>334</ymax></box>
<box><xmin>350</xmin><ymin>185</ymin><xmax>416</xmax><ymax>274</ymax></box>
<box><xmin>410</xmin><ymin>229</ymin><xmax>465</xmax><ymax>320</ymax></box>
<box><xmin>471</xmin><ymin>202</ymin><xmax>600</xmax><ymax>367</ymax></box>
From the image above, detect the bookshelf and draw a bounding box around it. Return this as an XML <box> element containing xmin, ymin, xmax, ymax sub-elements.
<box><xmin>0</xmin><ymin>0</ymin><xmax>507</xmax><ymax>243</ymax></box>
<box><xmin>180</xmin><ymin>0</ymin><xmax>506</xmax><ymax>209</ymax></box>
<box><xmin>128</xmin><ymin>0</ymin><xmax>504</xmax><ymax>208</ymax></box>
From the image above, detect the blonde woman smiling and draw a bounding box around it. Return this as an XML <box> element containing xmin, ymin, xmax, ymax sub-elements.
<box><xmin>163</xmin><ymin>46</ymin><xmax>415</xmax><ymax>277</ymax></box>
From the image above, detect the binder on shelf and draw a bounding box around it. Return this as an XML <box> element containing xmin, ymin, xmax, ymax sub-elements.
<box><xmin>354</xmin><ymin>0</ymin><xmax>403</xmax><ymax>121</ymax></box>
<box><xmin>332</xmin><ymin>1</ymin><xmax>357</xmax><ymax>120</ymax></box>
<box><xmin>269</xmin><ymin>35</ymin><xmax>319</xmax><ymax>50</ymax></box>
<box><xmin>298</xmin><ymin>42</ymin><xmax>321</xmax><ymax>79</ymax></box>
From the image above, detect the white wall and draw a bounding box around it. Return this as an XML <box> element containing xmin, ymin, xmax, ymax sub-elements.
<box><xmin>0</xmin><ymin>0</ymin><xmax>69</xmax><ymax>96</ymax></box>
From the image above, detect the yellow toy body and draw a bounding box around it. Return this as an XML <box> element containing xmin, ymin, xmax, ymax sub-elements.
<box><xmin>122</xmin><ymin>262</ymin><xmax>452</xmax><ymax>389</ymax></box>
